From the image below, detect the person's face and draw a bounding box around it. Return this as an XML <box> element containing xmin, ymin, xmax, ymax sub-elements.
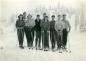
<box><xmin>23</xmin><ymin>12</ymin><xmax>27</xmax><ymax>18</ymax></box>
<box><xmin>37</xmin><ymin>16</ymin><xmax>40</xmax><ymax>20</ymax></box>
<box><xmin>43</xmin><ymin>13</ymin><xmax>46</xmax><ymax>18</ymax></box>
<box><xmin>63</xmin><ymin>15</ymin><xmax>66</xmax><ymax>20</ymax></box>
<box><xmin>52</xmin><ymin>16</ymin><xmax>55</xmax><ymax>20</ymax></box>
<box><xmin>19</xmin><ymin>16</ymin><xmax>23</xmax><ymax>20</ymax></box>
<box><xmin>45</xmin><ymin>17</ymin><xmax>48</xmax><ymax>21</ymax></box>
<box><xmin>27</xmin><ymin>15</ymin><xmax>32</xmax><ymax>19</ymax></box>
<box><xmin>58</xmin><ymin>15</ymin><xmax>61</xmax><ymax>20</ymax></box>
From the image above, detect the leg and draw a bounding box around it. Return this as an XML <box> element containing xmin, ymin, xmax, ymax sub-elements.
<box><xmin>31</xmin><ymin>27</ymin><xmax>34</xmax><ymax>47</ymax></box>
<box><xmin>29</xmin><ymin>30</ymin><xmax>33</xmax><ymax>48</ymax></box>
<box><xmin>50</xmin><ymin>31</ymin><xmax>53</xmax><ymax>49</ymax></box>
<box><xmin>44</xmin><ymin>31</ymin><xmax>49</xmax><ymax>51</ymax></box>
<box><xmin>17</xmin><ymin>29</ymin><xmax>24</xmax><ymax>49</ymax></box>
<box><xmin>54</xmin><ymin>30</ymin><xmax>58</xmax><ymax>49</ymax></box>
<box><xmin>52</xmin><ymin>31</ymin><xmax>55</xmax><ymax>49</ymax></box>
<box><xmin>57</xmin><ymin>32</ymin><xmax>61</xmax><ymax>49</ymax></box>
<box><xmin>44</xmin><ymin>31</ymin><xmax>46</xmax><ymax>49</ymax></box>
<box><xmin>24</xmin><ymin>27</ymin><xmax>31</xmax><ymax>47</ymax></box>
<box><xmin>35</xmin><ymin>31</ymin><xmax>39</xmax><ymax>49</ymax></box>
<box><xmin>53</xmin><ymin>31</ymin><xmax>56</xmax><ymax>49</ymax></box>
<box><xmin>38</xmin><ymin>31</ymin><xmax>41</xmax><ymax>49</ymax></box>
<box><xmin>42</xmin><ymin>31</ymin><xmax>44</xmax><ymax>49</ymax></box>
<box><xmin>59</xmin><ymin>34</ymin><xmax>62</xmax><ymax>48</ymax></box>
<box><xmin>64</xmin><ymin>30</ymin><xmax>68</xmax><ymax>47</ymax></box>
<box><xmin>47</xmin><ymin>31</ymin><xmax>49</xmax><ymax>48</ymax></box>
<box><xmin>62</xmin><ymin>29</ymin><xmax>68</xmax><ymax>49</ymax></box>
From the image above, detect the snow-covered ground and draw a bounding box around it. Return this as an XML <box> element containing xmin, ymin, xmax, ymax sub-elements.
<box><xmin>1</xmin><ymin>0</ymin><xmax>86</xmax><ymax>61</ymax></box>
<box><xmin>0</xmin><ymin>27</ymin><xmax>86</xmax><ymax>61</ymax></box>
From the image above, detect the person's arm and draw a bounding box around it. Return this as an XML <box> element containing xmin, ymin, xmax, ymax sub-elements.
<box><xmin>48</xmin><ymin>22</ymin><xmax>50</xmax><ymax>32</ymax></box>
<box><xmin>15</xmin><ymin>20</ymin><xmax>18</xmax><ymax>29</ymax></box>
<box><xmin>55</xmin><ymin>22</ymin><xmax>57</xmax><ymax>31</ymax></box>
<box><xmin>40</xmin><ymin>20</ymin><xmax>44</xmax><ymax>31</ymax></box>
<box><xmin>68</xmin><ymin>21</ymin><xmax>71</xmax><ymax>32</ymax></box>
<box><xmin>34</xmin><ymin>20</ymin><xmax>36</xmax><ymax>30</ymax></box>
<box><xmin>33</xmin><ymin>19</ymin><xmax>35</xmax><ymax>27</ymax></box>
<box><xmin>22</xmin><ymin>21</ymin><xmax>25</xmax><ymax>27</ymax></box>
<box><xmin>16</xmin><ymin>21</ymin><xmax>22</xmax><ymax>29</ymax></box>
<box><xmin>35</xmin><ymin>20</ymin><xmax>36</xmax><ymax>27</ymax></box>
<box><xmin>40</xmin><ymin>20</ymin><xmax>43</xmax><ymax>28</ymax></box>
<box><xmin>61</xmin><ymin>22</ymin><xmax>64</xmax><ymax>32</ymax></box>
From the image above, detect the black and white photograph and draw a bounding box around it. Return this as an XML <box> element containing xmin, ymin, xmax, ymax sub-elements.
<box><xmin>0</xmin><ymin>0</ymin><xmax>86</xmax><ymax>61</ymax></box>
